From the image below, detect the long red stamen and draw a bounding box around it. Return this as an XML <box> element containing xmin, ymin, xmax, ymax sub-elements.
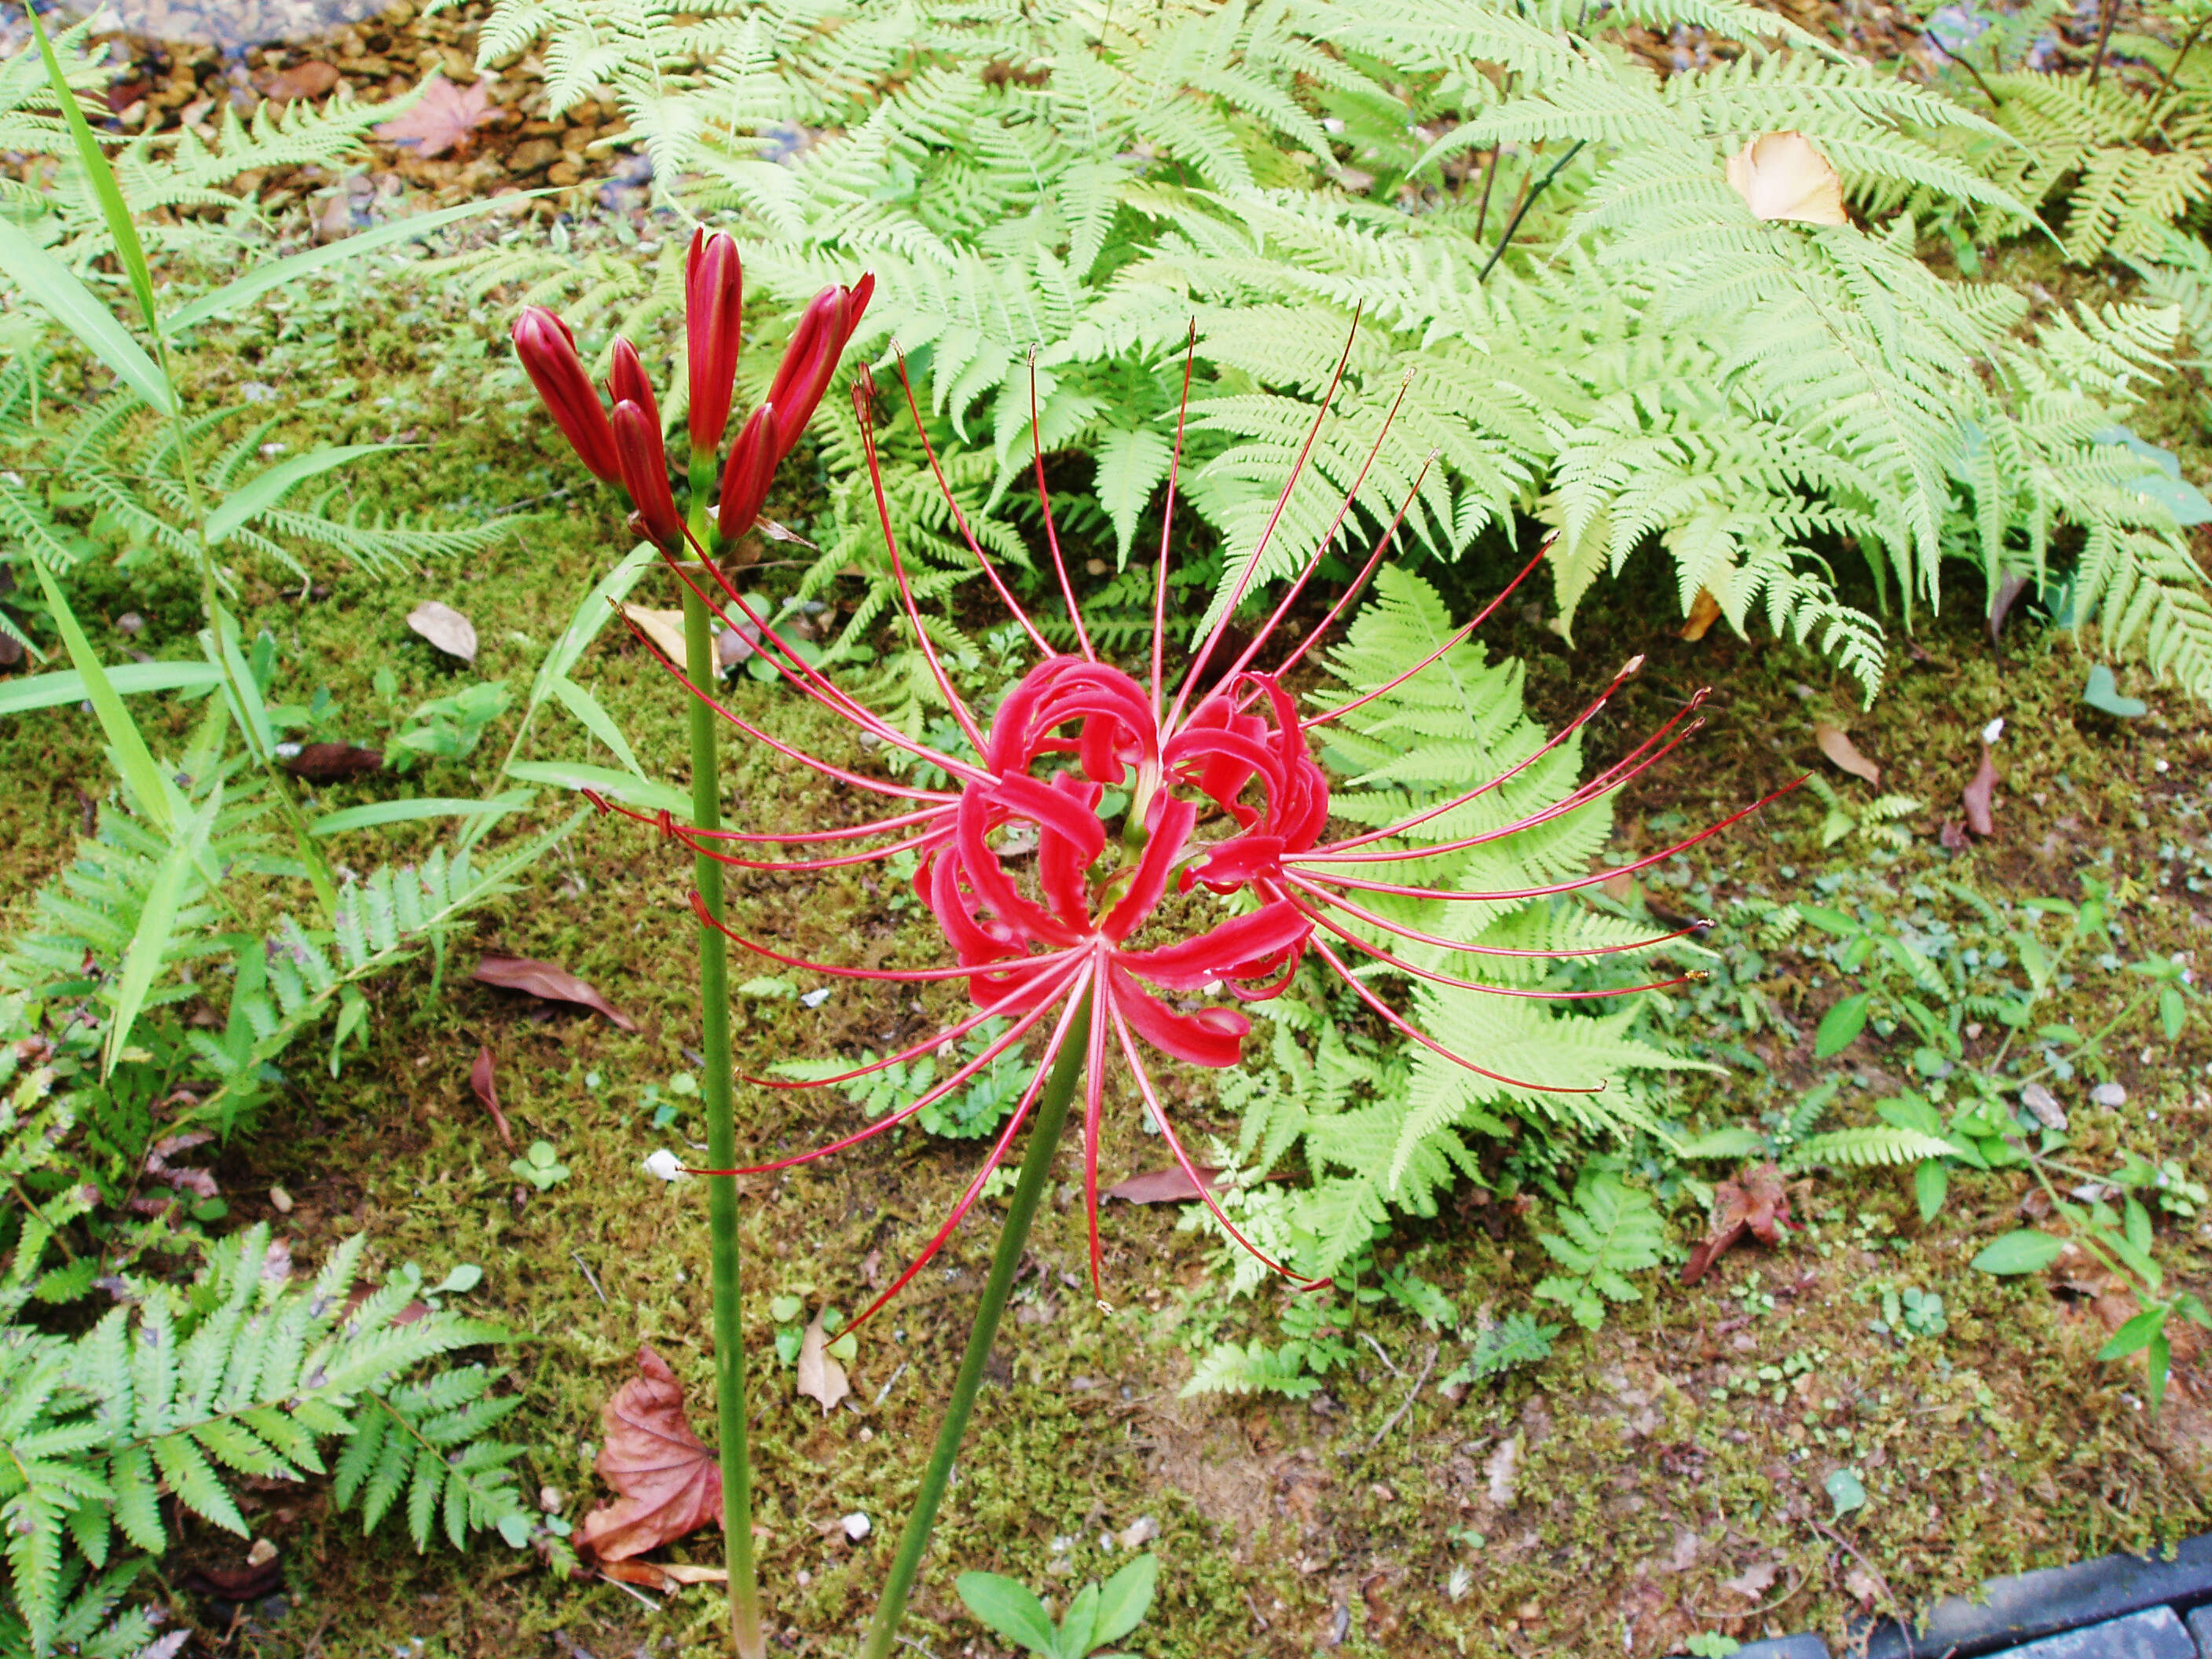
<box><xmin>1299</xmin><ymin>540</ymin><xmax>1550</xmax><ymax>732</ymax></box>
<box><xmin>684</xmin><ymin>888</ymin><xmax>1080</xmax><ymax>983</ymax></box>
<box><xmin>1262</xmin><ymin>449</ymin><xmax>1437</xmax><ymax>689</ymax></box>
<box><xmin>1207</xmin><ymin>369</ymin><xmax>1414</xmax><ymax>698</ymax></box>
<box><xmin>892</xmin><ymin>349</ymin><xmax>1053</xmax><ymax>657</ymax></box>
<box><xmin>1293</xmin><ymin>777</ymin><xmax>1809</xmax><ymax>903</ymax></box>
<box><xmin>1111</xmin><ymin>1003</ymin><xmax>1328</xmax><ymax>1291</ymax></box>
<box><xmin>1029</xmin><ymin>350</ymin><xmax>1096</xmax><ymax>662</ymax></box>
<box><xmin>1151</xmin><ymin>322</ymin><xmax>1199</xmax><ymax>720</ymax></box>
<box><xmin>855</xmin><ymin>369</ymin><xmax>993</xmax><ymax>757</ymax></box>
<box><xmin>1169</xmin><ymin>308</ymin><xmax>1361</xmax><ymax>731</ymax></box>
<box><xmin>1307</xmin><ymin>936</ymin><xmax>1602</xmax><ymax>1095</ymax></box>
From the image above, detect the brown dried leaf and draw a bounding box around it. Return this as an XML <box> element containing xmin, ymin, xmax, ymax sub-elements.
<box><xmin>1682</xmin><ymin>1162</ymin><xmax>1792</xmax><ymax>1285</ymax></box>
<box><xmin>621</xmin><ymin>605</ymin><xmax>690</xmax><ymax>665</ymax></box>
<box><xmin>1963</xmin><ymin>746</ymin><xmax>1999</xmax><ymax>838</ymax></box>
<box><xmin>1988</xmin><ymin>572</ymin><xmax>2031</xmax><ymax>646</ymax></box>
<box><xmin>257</xmin><ymin>60</ymin><xmax>339</xmax><ymax>100</ymax></box>
<box><xmin>1723</xmin><ymin>132</ymin><xmax>1845</xmax><ymax>225</ymax></box>
<box><xmin>282</xmin><ymin>742</ymin><xmax>383</xmax><ymax>782</ymax></box>
<box><xmin>577</xmin><ymin>1347</ymin><xmax>722</xmax><ymax>1563</ymax></box>
<box><xmin>1106</xmin><ymin>1165</ymin><xmax>1226</xmax><ymax>1203</ymax></box>
<box><xmin>372</xmin><ymin>77</ymin><xmax>496</xmax><ymax>159</ymax></box>
<box><xmin>1814</xmin><ymin>722</ymin><xmax>1881</xmax><ymax>786</ymax></box>
<box><xmin>474</xmin><ymin>954</ymin><xmax>638</xmax><ymax>1031</ymax></box>
<box><xmin>406</xmin><ymin>599</ymin><xmax>477</xmax><ymax>663</ymax></box>
<box><xmin>1679</xmin><ymin>587</ymin><xmax>1723</xmax><ymax>643</ymax></box>
<box><xmin>468</xmin><ymin>1046</ymin><xmax>516</xmax><ymax>1150</ymax></box>
<box><xmin>1721</xmin><ymin>1558</ymin><xmax>1782</xmax><ymax>1599</ymax></box>
<box><xmin>797</xmin><ymin>1312</ymin><xmax>850</xmax><ymax>1415</ymax></box>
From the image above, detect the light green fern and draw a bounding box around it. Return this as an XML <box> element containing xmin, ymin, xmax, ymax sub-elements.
<box><xmin>1533</xmin><ymin>1170</ymin><xmax>1667</xmax><ymax>1330</ymax></box>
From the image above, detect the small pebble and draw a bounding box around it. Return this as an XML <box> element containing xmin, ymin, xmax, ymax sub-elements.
<box><xmin>800</xmin><ymin>987</ymin><xmax>831</xmax><ymax>1009</ymax></box>
<box><xmin>643</xmin><ymin>1149</ymin><xmax>688</xmax><ymax>1182</ymax></box>
<box><xmin>840</xmin><ymin>1512</ymin><xmax>870</xmax><ymax>1542</ymax></box>
<box><xmin>269</xmin><ymin>1185</ymin><xmax>293</xmax><ymax>1213</ymax></box>
<box><xmin>2090</xmin><ymin>1082</ymin><xmax>2128</xmax><ymax>1108</ymax></box>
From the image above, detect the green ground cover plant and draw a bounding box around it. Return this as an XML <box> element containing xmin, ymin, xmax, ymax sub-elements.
<box><xmin>0</xmin><ymin>0</ymin><xmax>2210</xmax><ymax>1653</ymax></box>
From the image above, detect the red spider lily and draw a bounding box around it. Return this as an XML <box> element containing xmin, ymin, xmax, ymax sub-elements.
<box><xmin>526</xmin><ymin>276</ymin><xmax>1793</xmax><ymax>1325</ymax></box>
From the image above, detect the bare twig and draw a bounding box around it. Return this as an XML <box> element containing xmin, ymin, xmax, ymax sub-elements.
<box><xmin>2088</xmin><ymin>0</ymin><xmax>2121</xmax><ymax>86</ymax></box>
<box><xmin>1369</xmin><ymin>1343</ymin><xmax>1440</xmax><ymax>1448</ymax></box>
<box><xmin>570</xmin><ymin>1249</ymin><xmax>609</xmax><ymax>1305</ymax></box>
<box><xmin>1359</xmin><ymin>1331</ymin><xmax>1404</xmax><ymax>1377</ymax></box>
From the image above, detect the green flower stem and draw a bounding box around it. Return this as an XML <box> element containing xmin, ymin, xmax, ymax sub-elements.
<box><xmin>686</xmin><ymin>454</ymin><xmax>765</xmax><ymax>1659</ymax></box>
<box><xmin>861</xmin><ymin>988</ymin><xmax>1095</xmax><ymax>1659</ymax></box>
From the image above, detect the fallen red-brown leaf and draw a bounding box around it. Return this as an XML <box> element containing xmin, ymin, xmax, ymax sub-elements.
<box><xmin>1682</xmin><ymin>1162</ymin><xmax>1793</xmax><ymax>1285</ymax></box>
<box><xmin>473</xmin><ymin>954</ymin><xmax>638</xmax><ymax>1031</ymax></box>
<box><xmin>577</xmin><ymin>1347</ymin><xmax>722</xmax><ymax>1564</ymax></box>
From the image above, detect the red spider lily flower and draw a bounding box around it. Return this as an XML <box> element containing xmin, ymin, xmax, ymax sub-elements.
<box><xmin>540</xmin><ymin>304</ymin><xmax>1804</xmax><ymax>1331</ymax></box>
<box><xmin>686</xmin><ymin>228</ymin><xmax>744</xmax><ymax>455</ymax></box>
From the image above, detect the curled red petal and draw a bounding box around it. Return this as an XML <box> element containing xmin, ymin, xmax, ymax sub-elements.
<box><xmin>1117</xmin><ymin>899</ymin><xmax>1312</xmax><ymax>991</ymax></box>
<box><xmin>1109</xmin><ymin>967</ymin><xmax>1249</xmax><ymax>1067</ymax></box>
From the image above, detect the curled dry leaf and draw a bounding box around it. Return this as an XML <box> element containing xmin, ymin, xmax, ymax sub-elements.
<box><xmin>468</xmin><ymin>1046</ymin><xmax>515</xmax><ymax>1150</ymax></box>
<box><xmin>473</xmin><ymin>954</ymin><xmax>639</xmax><ymax>1031</ymax></box>
<box><xmin>621</xmin><ymin>605</ymin><xmax>690</xmax><ymax>665</ymax></box>
<box><xmin>1724</xmin><ymin>131</ymin><xmax>1846</xmax><ymax>225</ymax></box>
<box><xmin>577</xmin><ymin>1346</ymin><xmax>722</xmax><ymax>1563</ymax></box>
<box><xmin>1679</xmin><ymin>587</ymin><xmax>1723</xmax><ymax>643</ymax></box>
<box><xmin>1962</xmin><ymin>745</ymin><xmax>2000</xmax><ymax>838</ymax></box>
<box><xmin>1682</xmin><ymin>1161</ymin><xmax>1793</xmax><ymax>1285</ymax></box>
<box><xmin>1814</xmin><ymin>721</ymin><xmax>1881</xmax><ymax>786</ymax></box>
<box><xmin>282</xmin><ymin>742</ymin><xmax>384</xmax><ymax>782</ymax></box>
<box><xmin>406</xmin><ymin>599</ymin><xmax>478</xmax><ymax>663</ymax></box>
<box><xmin>796</xmin><ymin>1312</ymin><xmax>851</xmax><ymax>1415</ymax></box>
<box><xmin>1721</xmin><ymin>1558</ymin><xmax>1782</xmax><ymax>1600</ymax></box>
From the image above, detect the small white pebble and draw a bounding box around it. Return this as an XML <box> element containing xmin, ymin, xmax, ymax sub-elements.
<box><xmin>643</xmin><ymin>1149</ymin><xmax>689</xmax><ymax>1182</ymax></box>
<box><xmin>2155</xmin><ymin>758</ymin><xmax>2170</xmax><ymax>773</ymax></box>
<box><xmin>841</xmin><ymin>1512</ymin><xmax>871</xmax><ymax>1542</ymax></box>
<box><xmin>1982</xmin><ymin>716</ymin><xmax>2005</xmax><ymax>745</ymax></box>
<box><xmin>2090</xmin><ymin>1082</ymin><xmax>2128</xmax><ymax>1108</ymax></box>
<box><xmin>269</xmin><ymin>1185</ymin><xmax>293</xmax><ymax>1213</ymax></box>
<box><xmin>800</xmin><ymin>987</ymin><xmax>831</xmax><ymax>1009</ymax></box>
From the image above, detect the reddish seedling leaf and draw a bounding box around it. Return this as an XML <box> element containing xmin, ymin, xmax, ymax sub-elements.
<box><xmin>283</xmin><ymin>742</ymin><xmax>383</xmax><ymax>782</ymax></box>
<box><xmin>1105</xmin><ymin>1165</ymin><xmax>1227</xmax><ymax>1203</ymax></box>
<box><xmin>1681</xmin><ymin>1162</ymin><xmax>1793</xmax><ymax>1285</ymax></box>
<box><xmin>796</xmin><ymin>1312</ymin><xmax>850</xmax><ymax>1414</ymax></box>
<box><xmin>474</xmin><ymin>954</ymin><xmax>638</xmax><ymax>1031</ymax></box>
<box><xmin>372</xmin><ymin>77</ymin><xmax>496</xmax><ymax>159</ymax></box>
<box><xmin>406</xmin><ymin>599</ymin><xmax>478</xmax><ymax>662</ymax></box>
<box><xmin>468</xmin><ymin>1046</ymin><xmax>516</xmax><ymax>1150</ymax></box>
<box><xmin>577</xmin><ymin>1347</ymin><xmax>722</xmax><ymax>1563</ymax></box>
<box><xmin>1679</xmin><ymin>587</ymin><xmax>1722</xmax><ymax>643</ymax></box>
<box><xmin>1962</xmin><ymin>745</ymin><xmax>2000</xmax><ymax>838</ymax></box>
<box><xmin>1813</xmin><ymin>723</ymin><xmax>1880</xmax><ymax>786</ymax></box>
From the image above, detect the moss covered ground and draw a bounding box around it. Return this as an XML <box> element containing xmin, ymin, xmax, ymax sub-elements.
<box><xmin>3</xmin><ymin>262</ymin><xmax>2210</xmax><ymax>1659</ymax></box>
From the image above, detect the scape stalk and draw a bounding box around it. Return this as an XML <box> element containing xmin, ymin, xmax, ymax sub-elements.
<box><xmin>859</xmin><ymin>990</ymin><xmax>1095</xmax><ymax>1659</ymax></box>
<box><xmin>687</xmin><ymin>448</ymin><xmax>765</xmax><ymax>1659</ymax></box>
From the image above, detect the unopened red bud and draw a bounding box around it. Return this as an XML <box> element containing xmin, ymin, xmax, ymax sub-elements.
<box><xmin>511</xmin><ymin>306</ymin><xmax>619</xmax><ymax>483</ymax></box>
<box><xmin>767</xmin><ymin>285</ymin><xmax>851</xmax><ymax>466</ymax></box>
<box><xmin>686</xmin><ymin>229</ymin><xmax>743</xmax><ymax>455</ymax></box>
<box><xmin>607</xmin><ymin>337</ymin><xmax>659</xmax><ymax>428</ymax></box>
<box><xmin>612</xmin><ymin>399</ymin><xmax>683</xmax><ymax>549</ymax></box>
<box><xmin>716</xmin><ymin>401</ymin><xmax>779</xmax><ymax>544</ymax></box>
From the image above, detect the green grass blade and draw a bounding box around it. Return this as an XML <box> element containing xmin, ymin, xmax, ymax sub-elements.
<box><xmin>31</xmin><ymin>562</ymin><xmax>179</xmax><ymax>832</ymax></box>
<box><xmin>29</xmin><ymin>6</ymin><xmax>159</xmax><ymax>335</ymax></box>
<box><xmin>206</xmin><ymin>445</ymin><xmax>395</xmax><ymax>545</ymax></box>
<box><xmin>164</xmin><ymin>196</ymin><xmax>545</xmax><ymax>337</ymax></box>
<box><xmin>104</xmin><ymin>788</ymin><xmax>217</xmax><ymax>1075</ymax></box>
<box><xmin>0</xmin><ymin>659</ymin><xmax>224</xmax><ymax>716</ymax></box>
<box><xmin>0</xmin><ymin>218</ymin><xmax>174</xmax><ymax>414</ymax></box>
<box><xmin>546</xmin><ymin>675</ymin><xmax>647</xmax><ymax>780</ymax></box>
<box><xmin>309</xmin><ymin>792</ymin><xmax>537</xmax><ymax>836</ymax></box>
<box><xmin>504</xmin><ymin>760</ymin><xmax>689</xmax><ymax>816</ymax></box>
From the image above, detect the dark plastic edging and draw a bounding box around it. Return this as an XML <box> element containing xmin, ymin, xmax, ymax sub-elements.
<box><xmin>1730</xmin><ymin>1533</ymin><xmax>2212</xmax><ymax>1659</ymax></box>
